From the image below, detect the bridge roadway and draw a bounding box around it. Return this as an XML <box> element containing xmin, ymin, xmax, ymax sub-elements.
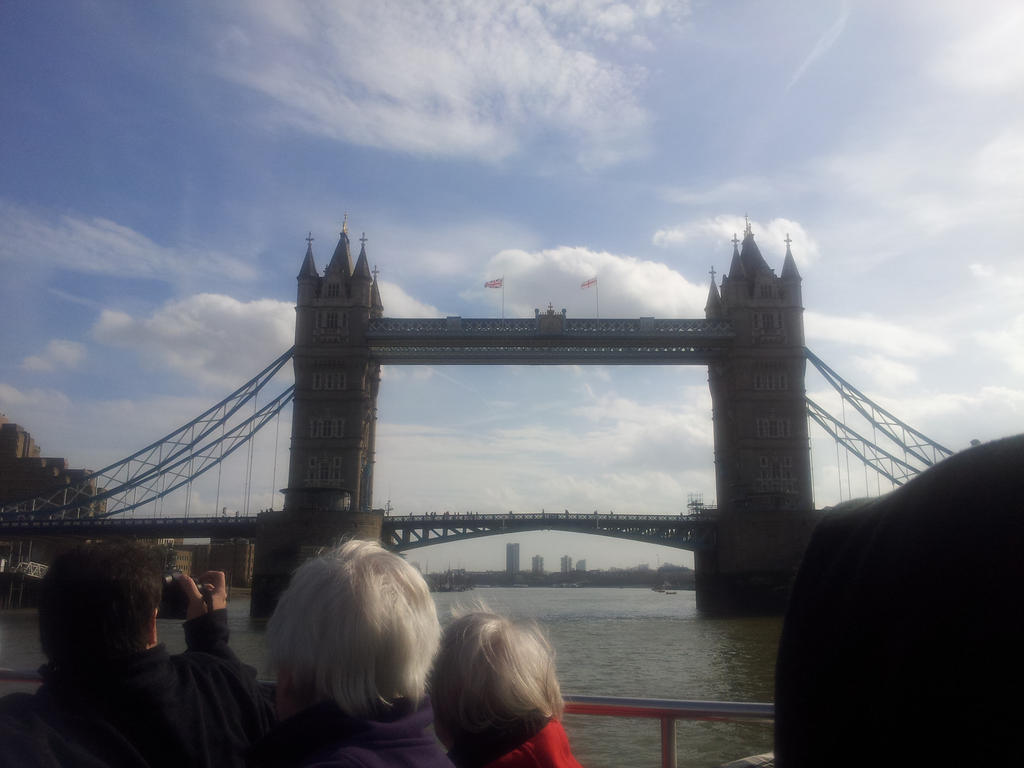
<box><xmin>0</xmin><ymin>512</ymin><xmax>718</xmax><ymax>552</ymax></box>
<box><xmin>366</xmin><ymin>317</ymin><xmax>734</xmax><ymax>364</ymax></box>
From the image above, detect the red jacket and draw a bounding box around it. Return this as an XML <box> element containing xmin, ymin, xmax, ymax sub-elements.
<box><xmin>484</xmin><ymin>720</ymin><xmax>583</xmax><ymax>768</ymax></box>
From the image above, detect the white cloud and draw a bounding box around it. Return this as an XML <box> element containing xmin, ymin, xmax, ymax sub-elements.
<box><xmin>930</xmin><ymin>5</ymin><xmax>1024</xmax><ymax>92</ymax></box>
<box><xmin>660</xmin><ymin>177</ymin><xmax>777</xmax><ymax>207</ymax></box>
<box><xmin>805</xmin><ymin>311</ymin><xmax>952</xmax><ymax>359</ymax></box>
<box><xmin>819</xmin><ymin>124</ymin><xmax>1024</xmax><ymax>239</ymax></box>
<box><xmin>0</xmin><ymin>200</ymin><xmax>258</xmax><ymax>284</ymax></box>
<box><xmin>653</xmin><ymin>215</ymin><xmax>821</xmax><ymax>269</ymax></box>
<box><xmin>972</xmin><ymin>128</ymin><xmax>1024</xmax><ymax>199</ymax></box>
<box><xmin>378</xmin><ymin>282</ymin><xmax>443</xmax><ymax>318</ymax></box>
<box><xmin>977</xmin><ymin>314</ymin><xmax>1024</xmax><ymax>376</ymax></box>
<box><xmin>210</xmin><ymin>0</ymin><xmax>667</xmax><ymax>167</ymax></box>
<box><xmin>21</xmin><ymin>340</ymin><xmax>87</xmax><ymax>372</ymax></box>
<box><xmin>848</xmin><ymin>354</ymin><xmax>919</xmax><ymax>390</ymax></box>
<box><xmin>0</xmin><ymin>383</ymin><xmax>72</xmax><ymax>413</ymax></box>
<box><xmin>468</xmin><ymin>244</ymin><xmax>706</xmax><ymax>317</ymax></box>
<box><xmin>91</xmin><ymin>294</ymin><xmax>295</xmax><ymax>390</ymax></box>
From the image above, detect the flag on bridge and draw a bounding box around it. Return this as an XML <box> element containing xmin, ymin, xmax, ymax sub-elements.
<box><xmin>484</xmin><ymin>278</ymin><xmax>503</xmax><ymax>288</ymax></box>
<box><xmin>581</xmin><ymin>277</ymin><xmax>597</xmax><ymax>289</ymax></box>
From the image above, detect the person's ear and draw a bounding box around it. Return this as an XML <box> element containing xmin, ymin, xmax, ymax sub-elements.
<box><xmin>145</xmin><ymin>608</ymin><xmax>158</xmax><ymax>649</ymax></box>
<box><xmin>276</xmin><ymin>667</ymin><xmax>303</xmax><ymax>720</ymax></box>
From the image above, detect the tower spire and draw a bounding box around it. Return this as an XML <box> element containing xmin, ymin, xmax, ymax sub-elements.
<box><xmin>781</xmin><ymin>233</ymin><xmax>801</xmax><ymax>281</ymax></box>
<box><xmin>298</xmin><ymin>232</ymin><xmax>318</xmax><ymax>279</ymax></box>
<box><xmin>353</xmin><ymin>231</ymin><xmax>372</xmax><ymax>280</ymax></box>
<box><xmin>727</xmin><ymin>233</ymin><xmax>745</xmax><ymax>280</ymax></box>
<box><xmin>705</xmin><ymin>266</ymin><xmax>722</xmax><ymax>318</ymax></box>
<box><xmin>326</xmin><ymin>217</ymin><xmax>353</xmax><ymax>277</ymax></box>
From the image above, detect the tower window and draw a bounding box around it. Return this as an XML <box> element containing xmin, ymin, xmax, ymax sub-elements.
<box><xmin>309</xmin><ymin>417</ymin><xmax>344</xmax><ymax>438</ymax></box>
<box><xmin>756</xmin><ymin>417</ymin><xmax>791</xmax><ymax>439</ymax></box>
<box><xmin>756</xmin><ymin>454</ymin><xmax>797</xmax><ymax>492</ymax></box>
<box><xmin>326</xmin><ymin>283</ymin><xmax>340</xmax><ymax>298</ymax></box>
<box><xmin>312</xmin><ymin>370</ymin><xmax>346</xmax><ymax>390</ymax></box>
<box><xmin>754</xmin><ymin>363</ymin><xmax>789</xmax><ymax>390</ymax></box>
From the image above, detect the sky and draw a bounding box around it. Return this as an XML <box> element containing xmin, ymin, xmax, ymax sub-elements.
<box><xmin>1</xmin><ymin>0</ymin><xmax>1022</xmax><ymax>572</ymax></box>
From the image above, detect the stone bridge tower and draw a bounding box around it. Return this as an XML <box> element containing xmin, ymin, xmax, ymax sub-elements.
<box><xmin>251</xmin><ymin>223</ymin><xmax>385</xmax><ymax>616</ymax></box>
<box><xmin>698</xmin><ymin>223</ymin><xmax>818</xmax><ymax>613</ymax></box>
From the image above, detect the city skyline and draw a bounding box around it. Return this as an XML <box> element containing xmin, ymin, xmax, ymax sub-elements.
<box><xmin>1</xmin><ymin>2</ymin><xmax>1022</xmax><ymax>571</ymax></box>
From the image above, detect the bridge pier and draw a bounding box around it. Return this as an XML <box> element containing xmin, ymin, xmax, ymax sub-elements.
<box><xmin>250</xmin><ymin>500</ymin><xmax>383</xmax><ymax>618</ymax></box>
<box><xmin>694</xmin><ymin>509</ymin><xmax>819</xmax><ymax>614</ymax></box>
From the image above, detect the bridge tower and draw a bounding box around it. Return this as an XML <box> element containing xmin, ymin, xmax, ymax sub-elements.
<box><xmin>698</xmin><ymin>224</ymin><xmax>818</xmax><ymax>613</ymax></box>
<box><xmin>251</xmin><ymin>223</ymin><xmax>386</xmax><ymax>616</ymax></box>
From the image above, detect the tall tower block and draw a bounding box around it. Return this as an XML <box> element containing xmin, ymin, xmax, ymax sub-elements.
<box><xmin>250</xmin><ymin>225</ymin><xmax>385</xmax><ymax>617</ymax></box>
<box><xmin>698</xmin><ymin>225</ymin><xmax>817</xmax><ymax>613</ymax></box>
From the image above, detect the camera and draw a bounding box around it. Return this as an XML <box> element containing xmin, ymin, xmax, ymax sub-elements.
<box><xmin>158</xmin><ymin>572</ymin><xmax>213</xmax><ymax>620</ymax></box>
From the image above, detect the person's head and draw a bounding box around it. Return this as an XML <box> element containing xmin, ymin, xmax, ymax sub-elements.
<box><xmin>266</xmin><ymin>539</ymin><xmax>440</xmax><ymax>720</ymax></box>
<box><xmin>39</xmin><ymin>540</ymin><xmax>164</xmax><ymax>671</ymax></box>
<box><xmin>431</xmin><ymin>610</ymin><xmax>564</xmax><ymax>747</ymax></box>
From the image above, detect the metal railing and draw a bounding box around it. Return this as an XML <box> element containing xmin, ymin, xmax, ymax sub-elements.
<box><xmin>564</xmin><ymin>695</ymin><xmax>774</xmax><ymax>768</ymax></box>
<box><xmin>0</xmin><ymin>671</ymin><xmax>772</xmax><ymax>768</ymax></box>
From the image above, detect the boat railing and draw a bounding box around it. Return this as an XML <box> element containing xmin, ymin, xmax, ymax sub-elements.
<box><xmin>0</xmin><ymin>671</ymin><xmax>774</xmax><ymax>768</ymax></box>
<box><xmin>564</xmin><ymin>695</ymin><xmax>773</xmax><ymax>768</ymax></box>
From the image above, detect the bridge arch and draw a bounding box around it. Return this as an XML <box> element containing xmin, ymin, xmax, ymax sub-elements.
<box><xmin>381</xmin><ymin>513</ymin><xmax>717</xmax><ymax>553</ymax></box>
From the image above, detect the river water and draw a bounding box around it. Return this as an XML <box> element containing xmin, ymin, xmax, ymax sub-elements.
<box><xmin>0</xmin><ymin>587</ymin><xmax>780</xmax><ymax>767</ymax></box>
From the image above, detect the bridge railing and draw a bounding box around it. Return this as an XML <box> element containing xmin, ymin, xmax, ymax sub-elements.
<box><xmin>384</xmin><ymin>511</ymin><xmax>715</xmax><ymax>522</ymax></box>
<box><xmin>0</xmin><ymin>671</ymin><xmax>770</xmax><ymax>768</ymax></box>
<box><xmin>0</xmin><ymin>514</ymin><xmax>261</xmax><ymax>532</ymax></box>
<box><xmin>367</xmin><ymin>317</ymin><xmax>734</xmax><ymax>338</ymax></box>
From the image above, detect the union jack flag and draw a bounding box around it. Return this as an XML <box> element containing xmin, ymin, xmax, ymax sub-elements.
<box><xmin>581</xmin><ymin>277</ymin><xmax>597</xmax><ymax>289</ymax></box>
<box><xmin>484</xmin><ymin>278</ymin><xmax>503</xmax><ymax>288</ymax></box>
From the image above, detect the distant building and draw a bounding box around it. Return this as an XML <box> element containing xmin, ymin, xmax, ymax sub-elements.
<box><xmin>575</xmin><ymin>559</ymin><xmax>587</xmax><ymax>572</ymax></box>
<box><xmin>209</xmin><ymin>538</ymin><xmax>254</xmax><ymax>588</ymax></box>
<box><xmin>506</xmin><ymin>542</ymin><xmax>520</xmax><ymax>577</ymax></box>
<box><xmin>560</xmin><ymin>555</ymin><xmax>573</xmax><ymax>574</ymax></box>
<box><xmin>531</xmin><ymin>554</ymin><xmax>544</xmax><ymax>574</ymax></box>
<box><xmin>167</xmin><ymin>546</ymin><xmax>193</xmax><ymax>576</ymax></box>
<box><xmin>0</xmin><ymin>415</ymin><xmax>104</xmax><ymax>517</ymax></box>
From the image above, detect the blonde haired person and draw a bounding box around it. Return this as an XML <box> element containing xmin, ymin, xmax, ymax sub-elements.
<box><xmin>431</xmin><ymin>611</ymin><xmax>583</xmax><ymax>768</ymax></box>
<box><xmin>249</xmin><ymin>540</ymin><xmax>453</xmax><ymax>767</ymax></box>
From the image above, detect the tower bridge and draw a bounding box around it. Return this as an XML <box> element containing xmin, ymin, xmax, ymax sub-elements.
<box><xmin>0</xmin><ymin>218</ymin><xmax>953</xmax><ymax>616</ymax></box>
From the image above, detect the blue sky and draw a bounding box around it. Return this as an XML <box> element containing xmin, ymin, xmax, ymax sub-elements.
<box><xmin>1</xmin><ymin>1</ymin><xmax>1021</xmax><ymax>571</ymax></box>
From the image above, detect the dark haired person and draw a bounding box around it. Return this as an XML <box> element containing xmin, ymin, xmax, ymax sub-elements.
<box><xmin>0</xmin><ymin>540</ymin><xmax>275</xmax><ymax>767</ymax></box>
<box><xmin>775</xmin><ymin>433</ymin><xmax>1024</xmax><ymax>767</ymax></box>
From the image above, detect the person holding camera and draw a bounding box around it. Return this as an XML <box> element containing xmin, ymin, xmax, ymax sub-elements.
<box><xmin>0</xmin><ymin>540</ymin><xmax>275</xmax><ymax>767</ymax></box>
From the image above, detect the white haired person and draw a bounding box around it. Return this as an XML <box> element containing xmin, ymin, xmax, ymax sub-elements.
<box><xmin>249</xmin><ymin>540</ymin><xmax>453</xmax><ymax>768</ymax></box>
<box><xmin>431</xmin><ymin>611</ymin><xmax>583</xmax><ymax>768</ymax></box>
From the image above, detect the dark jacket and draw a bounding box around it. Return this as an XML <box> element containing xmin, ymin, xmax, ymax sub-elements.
<box><xmin>774</xmin><ymin>433</ymin><xmax>1024</xmax><ymax>768</ymax></box>
<box><xmin>448</xmin><ymin>719</ymin><xmax>583</xmax><ymax>768</ymax></box>
<box><xmin>248</xmin><ymin>697</ymin><xmax>454</xmax><ymax>768</ymax></box>
<box><xmin>0</xmin><ymin>609</ymin><xmax>275</xmax><ymax>768</ymax></box>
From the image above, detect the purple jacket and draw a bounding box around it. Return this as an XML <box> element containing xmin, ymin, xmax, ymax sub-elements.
<box><xmin>248</xmin><ymin>698</ymin><xmax>453</xmax><ymax>768</ymax></box>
